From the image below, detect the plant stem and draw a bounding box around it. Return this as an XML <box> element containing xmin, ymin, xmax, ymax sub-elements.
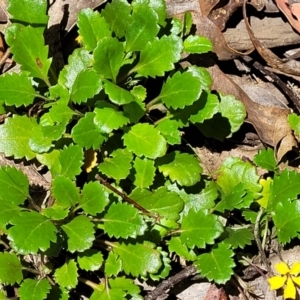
<box><xmin>146</xmin><ymin>96</ymin><xmax>161</xmax><ymax>111</ymax></box>
<box><xmin>78</xmin><ymin>277</ymin><xmax>100</xmax><ymax>290</ymax></box>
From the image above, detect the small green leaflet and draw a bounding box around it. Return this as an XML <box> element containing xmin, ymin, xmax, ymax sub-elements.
<box><xmin>51</xmin><ymin>176</ymin><xmax>80</xmax><ymax>208</ymax></box>
<box><xmin>54</xmin><ymin>260</ymin><xmax>78</xmax><ymax>289</ymax></box>
<box><xmin>270</xmin><ymin>169</ymin><xmax>300</xmax><ymax>209</ymax></box>
<box><xmin>94</xmin><ymin>105</ymin><xmax>130</xmax><ymax>134</ymax></box>
<box><xmin>183</xmin><ymin>35</ymin><xmax>212</xmax><ymax>54</ymax></box>
<box><xmin>125</xmin><ymin>4</ymin><xmax>159</xmax><ymax>52</ymax></box>
<box><xmin>103</xmin><ymin>202</ymin><xmax>147</xmax><ymax>238</ymax></box>
<box><xmin>179</xmin><ymin>209</ymin><xmax>223</xmax><ymax>248</ymax></box>
<box><xmin>58</xmin><ymin>48</ymin><xmax>93</xmax><ymax>89</ymax></box>
<box><xmin>195</xmin><ymin>243</ymin><xmax>235</xmax><ymax>284</ymax></box>
<box><xmin>219</xmin><ymin>94</ymin><xmax>246</xmax><ymax>135</ymax></box>
<box><xmin>272</xmin><ymin>200</ymin><xmax>300</xmax><ymax>244</ymax></box>
<box><xmin>157</xmin><ymin>71</ymin><xmax>202</xmax><ymax>109</ymax></box>
<box><xmin>109</xmin><ymin>276</ymin><xmax>141</xmax><ymax>296</ymax></box>
<box><xmin>7</xmin><ymin>0</ymin><xmax>48</xmax><ymax>26</ymax></box>
<box><xmin>104</xmin><ymin>80</ymin><xmax>135</xmax><ymax>105</ymax></box>
<box><xmin>71</xmin><ymin>69</ymin><xmax>102</xmax><ymax>104</ymax></box>
<box><xmin>138</xmin><ymin>0</ymin><xmax>167</xmax><ymax>26</ymax></box>
<box><xmin>0</xmin><ymin>202</ymin><xmax>22</xmax><ymax>231</ymax></box>
<box><xmin>77</xmin><ymin>8</ymin><xmax>111</xmax><ymax>51</ymax></box>
<box><xmin>155</xmin><ymin>119</ymin><xmax>181</xmax><ymax>145</ymax></box>
<box><xmin>93</xmin><ymin>37</ymin><xmax>124</xmax><ymax>82</ymax></box>
<box><xmin>59</xmin><ymin>144</ymin><xmax>84</xmax><ymax>179</ymax></box>
<box><xmin>187</xmin><ymin>66</ymin><xmax>212</xmax><ymax>90</ymax></box>
<box><xmin>62</xmin><ymin>215</ymin><xmax>95</xmax><ymax>253</ymax></box>
<box><xmin>19</xmin><ymin>279</ymin><xmax>51</xmax><ymax>300</ymax></box>
<box><xmin>101</xmin><ymin>0</ymin><xmax>131</xmax><ymax>38</ymax></box>
<box><xmin>112</xmin><ymin>242</ymin><xmax>162</xmax><ymax>277</ymax></box>
<box><xmin>130</xmin><ymin>186</ymin><xmax>183</xmax><ymax>221</ymax></box>
<box><xmin>8</xmin><ymin>211</ymin><xmax>57</xmax><ymax>254</ymax></box>
<box><xmin>79</xmin><ymin>181</ymin><xmax>109</xmax><ymax>215</ymax></box>
<box><xmin>288</xmin><ymin>113</ymin><xmax>300</xmax><ymax>136</ymax></box>
<box><xmin>42</xmin><ymin>205</ymin><xmax>69</xmax><ymax>220</ymax></box>
<box><xmin>123</xmin><ymin>123</ymin><xmax>167</xmax><ymax>159</ymax></box>
<box><xmin>157</xmin><ymin>151</ymin><xmax>202</xmax><ymax>186</ymax></box>
<box><xmin>98</xmin><ymin>148</ymin><xmax>132</xmax><ymax>180</ymax></box>
<box><xmin>0</xmin><ymin>252</ymin><xmax>23</xmax><ymax>284</ymax></box>
<box><xmin>253</xmin><ymin>148</ymin><xmax>277</xmax><ymax>172</ymax></box>
<box><xmin>133</xmin><ymin>35</ymin><xmax>183</xmax><ymax>78</ymax></box>
<box><xmin>105</xmin><ymin>252</ymin><xmax>122</xmax><ymax>276</ymax></box>
<box><xmin>168</xmin><ymin>237</ymin><xmax>197</xmax><ymax>261</ymax></box>
<box><xmin>77</xmin><ymin>249</ymin><xmax>104</xmax><ymax>271</ymax></box>
<box><xmin>133</xmin><ymin>157</ymin><xmax>156</xmax><ymax>189</ymax></box>
<box><xmin>5</xmin><ymin>24</ymin><xmax>51</xmax><ymax>84</ymax></box>
<box><xmin>72</xmin><ymin>112</ymin><xmax>107</xmax><ymax>149</ymax></box>
<box><xmin>0</xmin><ymin>72</ymin><xmax>37</xmax><ymax>107</ymax></box>
<box><xmin>90</xmin><ymin>288</ymin><xmax>126</xmax><ymax>300</ymax></box>
<box><xmin>222</xmin><ymin>227</ymin><xmax>253</xmax><ymax>249</ymax></box>
<box><xmin>0</xmin><ymin>166</ymin><xmax>29</xmax><ymax>205</ymax></box>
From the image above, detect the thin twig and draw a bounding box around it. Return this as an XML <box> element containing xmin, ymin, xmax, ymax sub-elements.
<box><xmin>95</xmin><ymin>174</ymin><xmax>159</xmax><ymax>221</ymax></box>
<box><xmin>144</xmin><ymin>265</ymin><xmax>198</xmax><ymax>300</ymax></box>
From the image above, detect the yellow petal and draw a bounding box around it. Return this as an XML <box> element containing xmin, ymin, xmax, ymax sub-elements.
<box><xmin>257</xmin><ymin>177</ymin><xmax>272</xmax><ymax>208</ymax></box>
<box><xmin>84</xmin><ymin>149</ymin><xmax>98</xmax><ymax>173</ymax></box>
<box><xmin>290</xmin><ymin>262</ymin><xmax>300</xmax><ymax>275</ymax></box>
<box><xmin>292</xmin><ymin>275</ymin><xmax>300</xmax><ymax>286</ymax></box>
<box><xmin>284</xmin><ymin>277</ymin><xmax>296</xmax><ymax>299</ymax></box>
<box><xmin>268</xmin><ymin>275</ymin><xmax>287</xmax><ymax>290</ymax></box>
<box><xmin>275</xmin><ymin>262</ymin><xmax>290</xmax><ymax>275</ymax></box>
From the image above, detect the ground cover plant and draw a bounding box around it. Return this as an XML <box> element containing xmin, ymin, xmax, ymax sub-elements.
<box><xmin>1</xmin><ymin>0</ymin><xmax>300</xmax><ymax>299</ymax></box>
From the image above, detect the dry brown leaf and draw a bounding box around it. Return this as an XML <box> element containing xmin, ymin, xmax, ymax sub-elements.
<box><xmin>204</xmin><ymin>284</ymin><xmax>228</xmax><ymax>300</ymax></box>
<box><xmin>208</xmin><ymin>65</ymin><xmax>297</xmax><ymax>161</ymax></box>
<box><xmin>243</xmin><ymin>0</ymin><xmax>300</xmax><ymax>76</ymax></box>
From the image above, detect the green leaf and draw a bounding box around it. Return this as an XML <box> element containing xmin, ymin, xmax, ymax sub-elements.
<box><xmin>54</xmin><ymin>260</ymin><xmax>78</xmax><ymax>289</ymax></box>
<box><xmin>0</xmin><ymin>252</ymin><xmax>22</xmax><ymax>284</ymax></box>
<box><xmin>0</xmin><ymin>201</ymin><xmax>22</xmax><ymax>231</ymax></box>
<box><xmin>94</xmin><ymin>104</ymin><xmax>130</xmax><ymax>134</ymax></box>
<box><xmin>36</xmin><ymin>150</ymin><xmax>61</xmax><ymax>176</ymax></box>
<box><xmin>157</xmin><ymin>71</ymin><xmax>201</xmax><ymax>109</ymax></box>
<box><xmin>157</xmin><ymin>151</ymin><xmax>202</xmax><ymax>187</ymax></box>
<box><xmin>142</xmin><ymin>0</ymin><xmax>167</xmax><ymax>26</ymax></box>
<box><xmin>42</xmin><ymin>205</ymin><xmax>69</xmax><ymax>220</ymax></box>
<box><xmin>187</xmin><ymin>66</ymin><xmax>212</xmax><ymax>90</ymax></box>
<box><xmin>0</xmin><ymin>72</ymin><xmax>37</xmax><ymax>107</ymax></box>
<box><xmin>77</xmin><ymin>249</ymin><xmax>104</xmax><ymax>271</ymax></box>
<box><xmin>103</xmin><ymin>202</ymin><xmax>147</xmax><ymax>238</ymax></box>
<box><xmin>219</xmin><ymin>94</ymin><xmax>246</xmax><ymax>135</ymax></box>
<box><xmin>270</xmin><ymin>169</ymin><xmax>300</xmax><ymax>209</ymax></box>
<box><xmin>59</xmin><ymin>144</ymin><xmax>84</xmax><ymax>179</ymax></box>
<box><xmin>19</xmin><ymin>279</ymin><xmax>51</xmax><ymax>300</ymax></box>
<box><xmin>7</xmin><ymin>0</ymin><xmax>48</xmax><ymax>26</ymax></box>
<box><xmin>8</xmin><ymin>211</ymin><xmax>57</xmax><ymax>254</ymax></box>
<box><xmin>133</xmin><ymin>157</ymin><xmax>156</xmax><ymax>189</ymax></box>
<box><xmin>93</xmin><ymin>37</ymin><xmax>124</xmax><ymax>82</ymax></box>
<box><xmin>109</xmin><ymin>276</ymin><xmax>140</xmax><ymax>295</ymax></box>
<box><xmin>217</xmin><ymin>157</ymin><xmax>261</xmax><ymax>195</ymax></box>
<box><xmin>78</xmin><ymin>8</ymin><xmax>111</xmax><ymax>51</ymax></box>
<box><xmin>183</xmin><ymin>35</ymin><xmax>212</xmax><ymax>54</ymax></box>
<box><xmin>189</xmin><ymin>92</ymin><xmax>219</xmax><ymax>123</ymax></box>
<box><xmin>105</xmin><ymin>252</ymin><xmax>122</xmax><ymax>276</ymax></box>
<box><xmin>254</xmin><ymin>148</ymin><xmax>277</xmax><ymax>171</ymax></box>
<box><xmin>155</xmin><ymin>119</ymin><xmax>181</xmax><ymax>145</ymax></box>
<box><xmin>98</xmin><ymin>148</ymin><xmax>133</xmax><ymax>179</ymax></box>
<box><xmin>112</xmin><ymin>241</ymin><xmax>162</xmax><ymax>277</ymax></box>
<box><xmin>6</xmin><ymin>24</ymin><xmax>51</xmax><ymax>84</ymax></box>
<box><xmin>130</xmin><ymin>186</ymin><xmax>183</xmax><ymax>221</ymax></box>
<box><xmin>168</xmin><ymin>181</ymin><xmax>217</xmax><ymax>215</ymax></box>
<box><xmin>58</xmin><ymin>48</ymin><xmax>93</xmax><ymax>89</ymax></box>
<box><xmin>133</xmin><ymin>35</ymin><xmax>183</xmax><ymax>78</ymax></box>
<box><xmin>91</xmin><ymin>288</ymin><xmax>126</xmax><ymax>300</ymax></box>
<box><xmin>72</xmin><ymin>112</ymin><xmax>107</xmax><ymax>149</ymax></box>
<box><xmin>222</xmin><ymin>227</ymin><xmax>253</xmax><ymax>249</ymax></box>
<box><xmin>125</xmin><ymin>4</ymin><xmax>159</xmax><ymax>52</ymax></box>
<box><xmin>79</xmin><ymin>181</ymin><xmax>109</xmax><ymax>215</ymax></box>
<box><xmin>168</xmin><ymin>237</ymin><xmax>197</xmax><ymax>261</ymax></box>
<box><xmin>71</xmin><ymin>69</ymin><xmax>102</xmax><ymax>104</ymax></box>
<box><xmin>0</xmin><ymin>115</ymin><xmax>38</xmax><ymax>159</ymax></box>
<box><xmin>195</xmin><ymin>243</ymin><xmax>235</xmax><ymax>284</ymax></box>
<box><xmin>62</xmin><ymin>215</ymin><xmax>95</xmax><ymax>253</ymax></box>
<box><xmin>51</xmin><ymin>176</ymin><xmax>80</xmax><ymax>208</ymax></box>
<box><xmin>104</xmin><ymin>80</ymin><xmax>135</xmax><ymax>105</ymax></box>
<box><xmin>102</xmin><ymin>0</ymin><xmax>131</xmax><ymax>37</ymax></box>
<box><xmin>179</xmin><ymin>209</ymin><xmax>223</xmax><ymax>248</ymax></box>
<box><xmin>123</xmin><ymin>123</ymin><xmax>167</xmax><ymax>159</ymax></box>
<box><xmin>272</xmin><ymin>200</ymin><xmax>300</xmax><ymax>244</ymax></box>
<box><xmin>0</xmin><ymin>166</ymin><xmax>29</xmax><ymax>205</ymax></box>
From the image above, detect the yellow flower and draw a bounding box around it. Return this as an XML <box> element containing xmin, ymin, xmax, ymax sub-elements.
<box><xmin>268</xmin><ymin>261</ymin><xmax>300</xmax><ymax>299</ymax></box>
